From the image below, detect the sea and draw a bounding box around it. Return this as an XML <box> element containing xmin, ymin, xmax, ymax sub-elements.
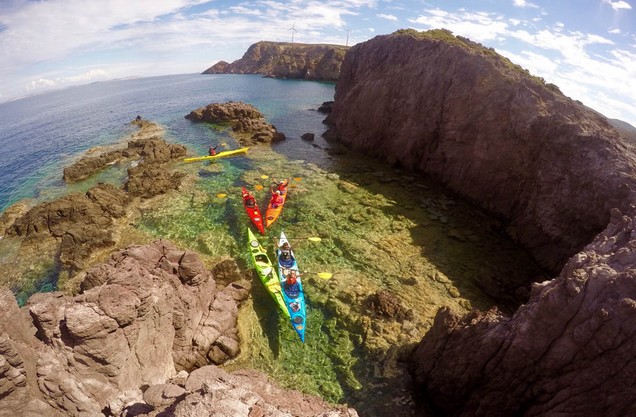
<box><xmin>0</xmin><ymin>73</ymin><xmax>336</xmax><ymax>213</ymax></box>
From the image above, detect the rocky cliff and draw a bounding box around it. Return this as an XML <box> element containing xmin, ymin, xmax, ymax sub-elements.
<box><xmin>410</xmin><ymin>209</ymin><xmax>636</xmax><ymax>416</ymax></box>
<box><xmin>323</xmin><ymin>28</ymin><xmax>636</xmax><ymax>416</ymax></box>
<box><xmin>324</xmin><ymin>29</ymin><xmax>636</xmax><ymax>273</ymax></box>
<box><xmin>203</xmin><ymin>41</ymin><xmax>349</xmax><ymax>82</ymax></box>
<box><xmin>0</xmin><ymin>241</ymin><xmax>358</xmax><ymax>417</ymax></box>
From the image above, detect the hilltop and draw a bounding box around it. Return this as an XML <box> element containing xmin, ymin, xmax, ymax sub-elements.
<box><xmin>203</xmin><ymin>41</ymin><xmax>349</xmax><ymax>81</ymax></box>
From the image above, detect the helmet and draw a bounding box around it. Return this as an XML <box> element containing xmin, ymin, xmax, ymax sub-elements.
<box><xmin>287</xmin><ymin>274</ymin><xmax>297</xmax><ymax>284</ymax></box>
<box><xmin>276</xmin><ymin>190</ymin><xmax>281</xmax><ymax>195</ymax></box>
<box><xmin>242</xmin><ymin>192</ymin><xmax>248</xmax><ymax>198</ymax></box>
<box><xmin>279</xmin><ymin>180</ymin><xmax>285</xmax><ymax>185</ymax></box>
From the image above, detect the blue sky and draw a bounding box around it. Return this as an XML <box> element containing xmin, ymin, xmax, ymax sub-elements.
<box><xmin>1</xmin><ymin>0</ymin><xmax>635</xmax><ymax>125</ymax></box>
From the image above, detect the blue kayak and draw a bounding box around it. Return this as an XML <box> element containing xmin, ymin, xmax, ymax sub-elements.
<box><xmin>276</xmin><ymin>231</ymin><xmax>307</xmax><ymax>342</ymax></box>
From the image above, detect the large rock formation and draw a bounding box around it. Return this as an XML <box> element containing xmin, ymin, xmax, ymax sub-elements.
<box><xmin>63</xmin><ymin>119</ymin><xmax>186</xmax><ymax>183</ymax></box>
<box><xmin>410</xmin><ymin>208</ymin><xmax>636</xmax><ymax>416</ymax></box>
<box><xmin>203</xmin><ymin>41</ymin><xmax>349</xmax><ymax>81</ymax></box>
<box><xmin>6</xmin><ymin>183</ymin><xmax>127</xmax><ymax>270</ymax></box>
<box><xmin>0</xmin><ymin>240</ymin><xmax>245</xmax><ymax>415</ymax></box>
<box><xmin>0</xmin><ymin>240</ymin><xmax>358</xmax><ymax>417</ymax></box>
<box><xmin>185</xmin><ymin>101</ymin><xmax>286</xmax><ymax>145</ymax></box>
<box><xmin>324</xmin><ymin>29</ymin><xmax>636</xmax><ymax>273</ymax></box>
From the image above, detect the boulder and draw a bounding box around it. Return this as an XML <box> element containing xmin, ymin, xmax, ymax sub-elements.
<box><xmin>185</xmin><ymin>101</ymin><xmax>286</xmax><ymax>145</ymax></box>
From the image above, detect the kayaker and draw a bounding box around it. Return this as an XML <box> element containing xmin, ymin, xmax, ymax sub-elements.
<box><xmin>279</xmin><ymin>242</ymin><xmax>294</xmax><ymax>267</ymax></box>
<box><xmin>270</xmin><ymin>190</ymin><xmax>284</xmax><ymax>208</ymax></box>
<box><xmin>284</xmin><ymin>271</ymin><xmax>300</xmax><ymax>298</ymax></box>
<box><xmin>243</xmin><ymin>190</ymin><xmax>256</xmax><ymax>208</ymax></box>
<box><xmin>270</xmin><ymin>180</ymin><xmax>287</xmax><ymax>195</ymax></box>
<box><xmin>208</xmin><ymin>144</ymin><xmax>219</xmax><ymax>156</ymax></box>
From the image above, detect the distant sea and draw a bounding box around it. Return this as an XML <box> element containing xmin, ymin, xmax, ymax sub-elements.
<box><xmin>0</xmin><ymin>74</ymin><xmax>336</xmax><ymax>213</ymax></box>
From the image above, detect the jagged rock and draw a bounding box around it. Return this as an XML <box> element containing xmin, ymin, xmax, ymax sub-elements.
<box><xmin>185</xmin><ymin>101</ymin><xmax>286</xmax><ymax>145</ymax></box>
<box><xmin>366</xmin><ymin>290</ymin><xmax>413</xmax><ymax>322</ymax></box>
<box><xmin>0</xmin><ymin>241</ymin><xmax>252</xmax><ymax>416</ymax></box>
<box><xmin>5</xmin><ymin>185</ymin><xmax>126</xmax><ymax>270</ymax></box>
<box><xmin>133</xmin><ymin>366</ymin><xmax>359</xmax><ymax>417</ymax></box>
<box><xmin>324</xmin><ymin>28</ymin><xmax>636</xmax><ymax>274</ymax></box>
<box><xmin>125</xmin><ymin>165</ymin><xmax>186</xmax><ymax>198</ymax></box>
<box><xmin>63</xmin><ymin>119</ymin><xmax>185</xmax><ymax>183</ymax></box>
<box><xmin>202</xmin><ymin>41</ymin><xmax>349</xmax><ymax>82</ymax></box>
<box><xmin>409</xmin><ymin>208</ymin><xmax>636</xmax><ymax>416</ymax></box>
<box><xmin>318</xmin><ymin>101</ymin><xmax>333</xmax><ymax>114</ymax></box>
<box><xmin>301</xmin><ymin>132</ymin><xmax>315</xmax><ymax>141</ymax></box>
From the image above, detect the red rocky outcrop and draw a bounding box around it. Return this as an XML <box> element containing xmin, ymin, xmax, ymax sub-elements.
<box><xmin>202</xmin><ymin>41</ymin><xmax>348</xmax><ymax>82</ymax></box>
<box><xmin>410</xmin><ymin>208</ymin><xmax>636</xmax><ymax>416</ymax></box>
<box><xmin>0</xmin><ymin>240</ymin><xmax>251</xmax><ymax>416</ymax></box>
<box><xmin>325</xmin><ymin>29</ymin><xmax>636</xmax><ymax>273</ymax></box>
<box><xmin>185</xmin><ymin>101</ymin><xmax>286</xmax><ymax>145</ymax></box>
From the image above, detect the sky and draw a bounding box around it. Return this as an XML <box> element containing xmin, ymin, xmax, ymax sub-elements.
<box><xmin>1</xmin><ymin>0</ymin><xmax>635</xmax><ymax>126</ymax></box>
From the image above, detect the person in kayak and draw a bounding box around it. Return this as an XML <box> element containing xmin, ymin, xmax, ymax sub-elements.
<box><xmin>284</xmin><ymin>271</ymin><xmax>300</xmax><ymax>298</ymax></box>
<box><xmin>279</xmin><ymin>242</ymin><xmax>294</xmax><ymax>267</ymax></box>
<box><xmin>208</xmin><ymin>144</ymin><xmax>219</xmax><ymax>156</ymax></box>
<box><xmin>270</xmin><ymin>180</ymin><xmax>287</xmax><ymax>195</ymax></box>
<box><xmin>270</xmin><ymin>190</ymin><xmax>284</xmax><ymax>208</ymax></box>
<box><xmin>243</xmin><ymin>190</ymin><xmax>256</xmax><ymax>208</ymax></box>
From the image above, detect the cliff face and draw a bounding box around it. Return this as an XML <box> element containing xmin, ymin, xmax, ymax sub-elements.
<box><xmin>203</xmin><ymin>41</ymin><xmax>349</xmax><ymax>82</ymax></box>
<box><xmin>410</xmin><ymin>209</ymin><xmax>636</xmax><ymax>416</ymax></box>
<box><xmin>325</xmin><ymin>29</ymin><xmax>636</xmax><ymax>273</ymax></box>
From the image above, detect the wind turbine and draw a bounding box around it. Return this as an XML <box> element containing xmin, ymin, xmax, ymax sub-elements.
<box><xmin>346</xmin><ymin>28</ymin><xmax>351</xmax><ymax>46</ymax></box>
<box><xmin>289</xmin><ymin>22</ymin><xmax>297</xmax><ymax>43</ymax></box>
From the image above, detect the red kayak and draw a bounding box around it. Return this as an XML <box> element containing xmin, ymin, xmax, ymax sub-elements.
<box><xmin>242</xmin><ymin>187</ymin><xmax>265</xmax><ymax>235</ymax></box>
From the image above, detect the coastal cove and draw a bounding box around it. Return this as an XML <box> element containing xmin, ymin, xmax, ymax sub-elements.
<box><xmin>0</xmin><ymin>74</ymin><xmax>545</xmax><ymax>416</ymax></box>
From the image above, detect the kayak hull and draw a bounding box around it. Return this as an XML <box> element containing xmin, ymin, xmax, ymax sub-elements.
<box><xmin>247</xmin><ymin>228</ymin><xmax>289</xmax><ymax>318</ymax></box>
<box><xmin>183</xmin><ymin>147</ymin><xmax>249</xmax><ymax>163</ymax></box>
<box><xmin>265</xmin><ymin>179</ymin><xmax>289</xmax><ymax>227</ymax></box>
<box><xmin>276</xmin><ymin>231</ymin><xmax>307</xmax><ymax>342</ymax></box>
<box><xmin>242</xmin><ymin>187</ymin><xmax>265</xmax><ymax>235</ymax></box>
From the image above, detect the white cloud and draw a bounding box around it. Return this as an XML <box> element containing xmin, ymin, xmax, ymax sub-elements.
<box><xmin>377</xmin><ymin>13</ymin><xmax>398</xmax><ymax>21</ymax></box>
<box><xmin>602</xmin><ymin>0</ymin><xmax>632</xmax><ymax>11</ymax></box>
<box><xmin>609</xmin><ymin>28</ymin><xmax>621</xmax><ymax>34</ymax></box>
<box><xmin>513</xmin><ymin>0</ymin><xmax>539</xmax><ymax>8</ymax></box>
<box><xmin>25</xmin><ymin>78</ymin><xmax>57</xmax><ymax>92</ymax></box>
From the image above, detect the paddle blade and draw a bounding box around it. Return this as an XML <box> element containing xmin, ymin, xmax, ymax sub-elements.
<box><xmin>261</xmin><ymin>174</ymin><xmax>269</xmax><ymax>179</ymax></box>
<box><xmin>294</xmin><ymin>177</ymin><xmax>302</xmax><ymax>182</ymax></box>
<box><xmin>317</xmin><ymin>272</ymin><xmax>332</xmax><ymax>279</ymax></box>
<box><xmin>216</xmin><ymin>193</ymin><xmax>227</xmax><ymax>198</ymax></box>
<box><xmin>255</xmin><ymin>184</ymin><xmax>264</xmax><ymax>190</ymax></box>
<box><xmin>307</xmin><ymin>237</ymin><xmax>322</xmax><ymax>242</ymax></box>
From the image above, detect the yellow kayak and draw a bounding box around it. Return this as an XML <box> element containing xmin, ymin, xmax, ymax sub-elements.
<box><xmin>183</xmin><ymin>147</ymin><xmax>249</xmax><ymax>163</ymax></box>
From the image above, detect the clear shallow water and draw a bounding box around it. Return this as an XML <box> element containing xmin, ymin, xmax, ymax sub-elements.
<box><xmin>0</xmin><ymin>74</ymin><xmax>546</xmax><ymax>416</ymax></box>
<box><xmin>0</xmin><ymin>74</ymin><xmax>336</xmax><ymax>212</ymax></box>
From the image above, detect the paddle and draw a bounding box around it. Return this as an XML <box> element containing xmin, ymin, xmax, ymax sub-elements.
<box><xmin>274</xmin><ymin>236</ymin><xmax>322</xmax><ymax>242</ymax></box>
<box><xmin>216</xmin><ymin>193</ymin><xmax>228</xmax><ymax>198</ymax></box>
<box><xmin>243</xmin><ymin>267</ymin><xmax>333</xmax><ymax>280</ymax></box>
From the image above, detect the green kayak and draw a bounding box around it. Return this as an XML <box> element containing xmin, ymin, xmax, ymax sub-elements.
<box><xmin>247</xmin><ymin>227</ymin><xmax>290</xmax><ymax>318</ymax></box>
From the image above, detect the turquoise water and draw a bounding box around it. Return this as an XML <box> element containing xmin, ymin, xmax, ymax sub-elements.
<box><xmin>0</xmin><ymin>74</ymin><xmax>336</xmax><ymax>212</ymax></box>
